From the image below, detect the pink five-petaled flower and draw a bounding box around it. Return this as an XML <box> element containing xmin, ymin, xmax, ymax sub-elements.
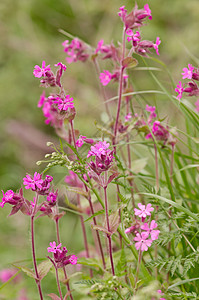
<box><xmin>33</xmin><ymin>61</ymin><xmax>51</xmax><ymax>78</ymax></box>
<box><xmin>99</xmin><ymin>70</ymin><xmax>112</xmax><ymax>86</ymax></box>
<box><xmin>141</xmin><ymin>220</ymin><xmax>160</xmax><ymax>240</ymax></box>
<box><xmin>69</xmin><ymin>255</ymin><xmax>78</xmax><ymax>265</ymax></box>
<box><xmin>134</xmin><ymin>232</ymin><xmax>152</xmax><ymax>251</ymax></box>
<box><xmin>76</xmin><ymin>135</ymin><xmax>87</xmax><ymax>148</ymax></box>
<box><xmin>54</xmin><ymin>95</ymin><xmax>74</xmax><ymax>111</ymax></box>
<box><xmin>153</xmin><ymin>37</ymin><xmax>161</xmax><ymax>55</ymax></box>
<box><xmin>182</xmin><ymin>64</ymin><xmax>194</xmax><ymax>80</ymax></box>
<box><xmin>195</xmin><ymin>99</ymin><xmax>199</xmax><ymax>112</ymax></box>
<box><xmin>47</xmin><ymin>241</ymin><xmax>62</xmax><ymax>254</ymax></box>
<box><xmin>144</xmin><ymin>4</ymin><xmax>152</xmax><ymax>20</ymax></box>
<box><xmin>23</xmin><ymin>172</ymin><xmax>43</xmax><ymax>191</ymax></box>
<box><xmin>175</xmin><ymin>81</ymin><xmax>184</xmax><ymax>100</ymax></box>
<box><xmin>134</xmin><ymin>203</ymin><xmax>154</xmax><ymax>218</ymax></box>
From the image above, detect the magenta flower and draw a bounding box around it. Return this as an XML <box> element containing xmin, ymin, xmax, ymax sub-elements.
<box><xmin>62</xmin><ymin>38</ymin><xmax>89</xmax><ymax>63</ymax></box>
<box><xmin>47</xmin><ymin>241</ymin><xmax>62</xmax><ymax>254</ymax></box>
<box><xmin>54</xmin><ymin>62</ymin><xmax>67</xmax><ymax>71</ymax></box>
<box><xmin>76</xmin><ymin>135</ymin><xmax>87</xmax><ymax>148</ymax></box>
<box><xmin>141</xmin><ymin>220</ymin><xmax>160</xmax><ymax>240</ymax></box>
<box><xmin>33</xmin><ymin>61</ymin><xmax>51</xmax><ymax>78</ymax></box>
<box><xmin>0</xmin><ymin>190</ymin><xmax>15</xmax><ymax>208</ymax></box>
<box><xmin>87</xmin><ymin>141</ymin><xmax>110</xmax><ymax>158</ymax></box>
<box><xmin>69</xmin><ymin>255</ymin><xmax>77</xmax><ymax>265</ymax></box>
<box><xmin>23</xmin><ymin>172</ymin><xmax>43</xmax><ymax>191</ymax></box>
<box><xmin>54</xmin><ymin>95</ymin><xmax>74</xmax><ymax>111</ymax></box>
<box><xmin>134</xmin><ymin>203</ymin><xmax>154</xmax><ymax>218</ymax></box>
<box><xmin>0</xmin><ymin>269</ymin><xmax>20</xmax><ymax>283</ymax></box>
<box><xmin>195</xmin><ymin>99</ymin><xmax>199</xmax><ymax>112</ymax></box>
<box><xmin>118</xmin><ymin>6</ymin><xmax>127</xmax><ymax>22</ymax></box>
<box><xmin>175</xmin><ymin>81</ymin><xmax>184</xmax><ymax>100</ymax></box>
<box><xmin>134</xmin><ymin>232</ymin><xmax>152</xmax><ymax>251</ymax></box>
<box><xmin>182</xmin><ymin>64</ymin><xmax>194</xmax><ymax>79</ymax></box>
<box><xmin>99</xmin><ymin>70</ymin><xmax>112</xmax><ymax>86</ymax></box>
<box><xmin>47</xmin><ymin>192</ymin><xmax>57</xmax><ymax>205</ymax></box>
<box><xmin>144</xmin><ymin>4</ymin><xmax>152</xmax><ymax>20</ymax></box>
<box><xmin>126</xmin><ymin>30</ymin><xmax>141</xmax><ymax>46</ymax></box>
<box><xmin>125</xmin><ymin>113</ymin><xmax>132</xmax><ymax>122</ymax></box>
<box><xmin>153</xmin><ymin>37</ymin><xmax>161</xmax><ymax>55</ymax></box>
<box><xmin>95</xmin><ymin>39</ymin><xmax>104</xmax><ymax>54</ymax></box>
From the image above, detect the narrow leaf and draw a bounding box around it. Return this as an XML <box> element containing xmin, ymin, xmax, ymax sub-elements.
<box><xmin>38</xmin><ymin>260</ymin><xmax>52</xmax><ymax>280</ymax></box>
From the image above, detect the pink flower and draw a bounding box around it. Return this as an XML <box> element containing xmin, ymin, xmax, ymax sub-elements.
<box><xmin>134</xmin><ymin>203</ymin><xmax>154</xmax><ymax>218</ymax></box>
<box><xmin>33</xmin><ymin>61</ymin><xmax>51</xmax><ymax>78</ymax></box>
<box><xmin>47</xmin><ymin>241</ymin><xmax>62</xmax><ymax>254</ymax></box>
<box><xmin>87</xmin><ymin>141</ymin><xmax>110</xmax><ymax>158</ymax></box>
<box><xmin>126</xmin><ymin>30</ymin><xmax>141</xmax><ymax>46</ymax></box>
<box><xmin>54</xmin><ymin>62</ymin><xmax>67</xmax><ymax>71</ymax></box>
<box><xmin>182</xmin><ymin>64</ymin><xmax>194</xmax><ymax>79</ymax></box>
<box><xmin>195</xmin><ymin>99</ymin><xmax>199</xmax><ymax>112</ymax></box>
<box><xmin>175</xmin><ymin>81</ymin><xmax>184</xmax><ymax>100</ymax></box>
<box><xmin>0</xmin><ymin>190</ymin><xmax>15</xmax><ymax>207</ymax></box>
<box><xmin>0</xmin><ymin>269</ymin><xmax>20</xmax><ymax>283</ymax></box>
<box><xmin>69</xmin><ymin>255</ymin><xmax>77</xmax><ymax>265</ymax></box>
<box><xmin>54</xmin><ymin>95</ymin><xmax>74</xmax><ymax>111</ymax></box>
<box><xmin>141</xmin><ymin>220</ymin><xmax>160</xmax><ymax>240</ymax></box>
<box><xmin>153</xmin><ymin>37</ymin><xmax>161</xmax><ymax>55</ymax></box>
<box><xmin>38</xmin><ymin>91</ymin><xmax>46</xmax><ymax>108</ymax></box>
<box><xmin>118</xmin><ymin>6</ymin><xmax>127</xmax><ymax>22</ymax></box>
<box><xmin>125</xmin><ymin>113</ymin><xmax>132</xmax><ymax>122</ymax></box>
<box><xmin>47</xmin><ymin>192</ymin><xmax>57</xmax><ymax>205</ymax></box>
<box><xmin>23</xmin><ymin>172</ymin><xmax>43</xmax><ymax>191</ymax></box>
<box><xmin>144</xmin><ymin>4</ymin><xmax>152</xmax><ymax>20</ymax></box>
<box><xmin>95</xmin><ymin>39</ymin><xmax>104</xmax><ymax>54</ymax></box>
<box><xmin>99</xmin><ymin>70</ymin><xmax>112</xmax><ymax>86</ymax></box>
<box><xmin>76</xmin><ymin>135</ymin><xmax>87</xmax><ymax>148</ymax></box>
<box><xmin>134</xmin><ymin>232</ymin><xmax>152</xmax><ymax>251</ymax></box>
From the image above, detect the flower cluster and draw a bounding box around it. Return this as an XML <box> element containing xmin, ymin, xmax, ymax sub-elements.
<box><xmin>62</xmin><ymin>38</ymin><xmax>89</xmax><ymax>64</ymax></box>
<box><xmin>47</xmin><ymin>241</ymin><xmax>77</xmax><ymax>268</ymax></box>
<box><xmin>1</xmin><ymin>172</ymin><xmax>57</xmax><ymax>217</ymax></box>
<box><xmin>125</xmin><ymin>203</ymin><xmax>160</xmax><ymax>252</ymax></box>
<box><xmin>175</xmin><ymin>63</ymin><xmax>199</xmax><ymax>112</ymax></box>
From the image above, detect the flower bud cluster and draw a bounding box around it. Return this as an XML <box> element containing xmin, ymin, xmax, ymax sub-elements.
<box><xmin>125</xmin><ymin>203</ymin><xmax>160</xmax><ymax>252</ymax></box>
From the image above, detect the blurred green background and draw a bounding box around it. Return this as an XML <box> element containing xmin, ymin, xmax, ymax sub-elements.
<box><xmin>0</xmin><ymin>0</ymin><xmax>199</xmax><ymax>298</ymax></box>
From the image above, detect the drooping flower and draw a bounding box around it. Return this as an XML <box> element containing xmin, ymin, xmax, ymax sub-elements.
<box><xmin>99</xmin><ymin>70</ymin><xmax>112</xmax><ymax>86</ymax></box>
<box><xmin>54</xmin><ymin>62</ymin><xmax>67</xmax><ymax>71</ymax></box>
<box><xmin>134</xmin><ymin>232</ymin><xmax>152</xmax><ymax>251</ymax></box>
<box><xmin>0</xmin><ymin>190</ymin><xmax>15</xmax><ymax>208</ymax></box>
<box><xmin>175</xmin><ymin>81</ymin><xmax>184</xmax><ymax>100</ymax></box>
<box><xmin>153</xmin><ymin>37</ymin><xmax>161</xmax><ymax>56</ymax></box>
<box><xmin>47</xmin><ymin>241</ymin><xmax>62</xmax><ymax>254</ymax></box>
<box><xmin>134</xmin><ymin>203</ymin><xmax>154</xmax><ymax>218</ymax></box>
<box><xmin>33</xmin><ymin>61</ymin><xmax>51</xmax><ymax>78</ymax></box>
<box><xmin>95</xmin><ymin>39</ymin><xmax>104</xmax><ymax>54</ymax></box>
<box><xmin>141</xmin><ymin>220</ymin><xmax>160</xmax><ymax>240</ymax></box>
<box><xmin>182</xmin><ymin>64</ymin><xmax>194</xmax><ymax>80</ymax></box>
<box><xmin>118</xmin><ymin>6</ymin><xmax>127</xmax><ymax>22</ymax></box>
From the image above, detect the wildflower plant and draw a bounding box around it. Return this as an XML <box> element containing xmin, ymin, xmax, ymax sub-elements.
<box><xmin>1</xmin><ymin>2</ymin><xmax>199</xmax><ymax>300</ymax></box>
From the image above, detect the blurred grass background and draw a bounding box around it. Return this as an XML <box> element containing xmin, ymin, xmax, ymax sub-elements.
<box><xmin>0</xmin><ymin>0</ymin><xmax>199</xmax><ymax>298</ymax></box>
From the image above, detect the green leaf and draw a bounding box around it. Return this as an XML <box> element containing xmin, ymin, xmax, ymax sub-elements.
<box><xmin>109</xmin><ymin>211</ymin><xmax>120</xmax><ymax>234</ymax></box>
<box><xmin>15</xmin><ymin>265</ymin><xmax>36</xmax><ymax>279</ymax></box>
<box><xmin>38</xmin><ymin>260</ymin><xmax>52</xmax><ymax>280</ymax></box>
<box><xmin>168</xmin><ymin>277</ymin><xmax>199</xmax><ymax>290</ymax></box>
